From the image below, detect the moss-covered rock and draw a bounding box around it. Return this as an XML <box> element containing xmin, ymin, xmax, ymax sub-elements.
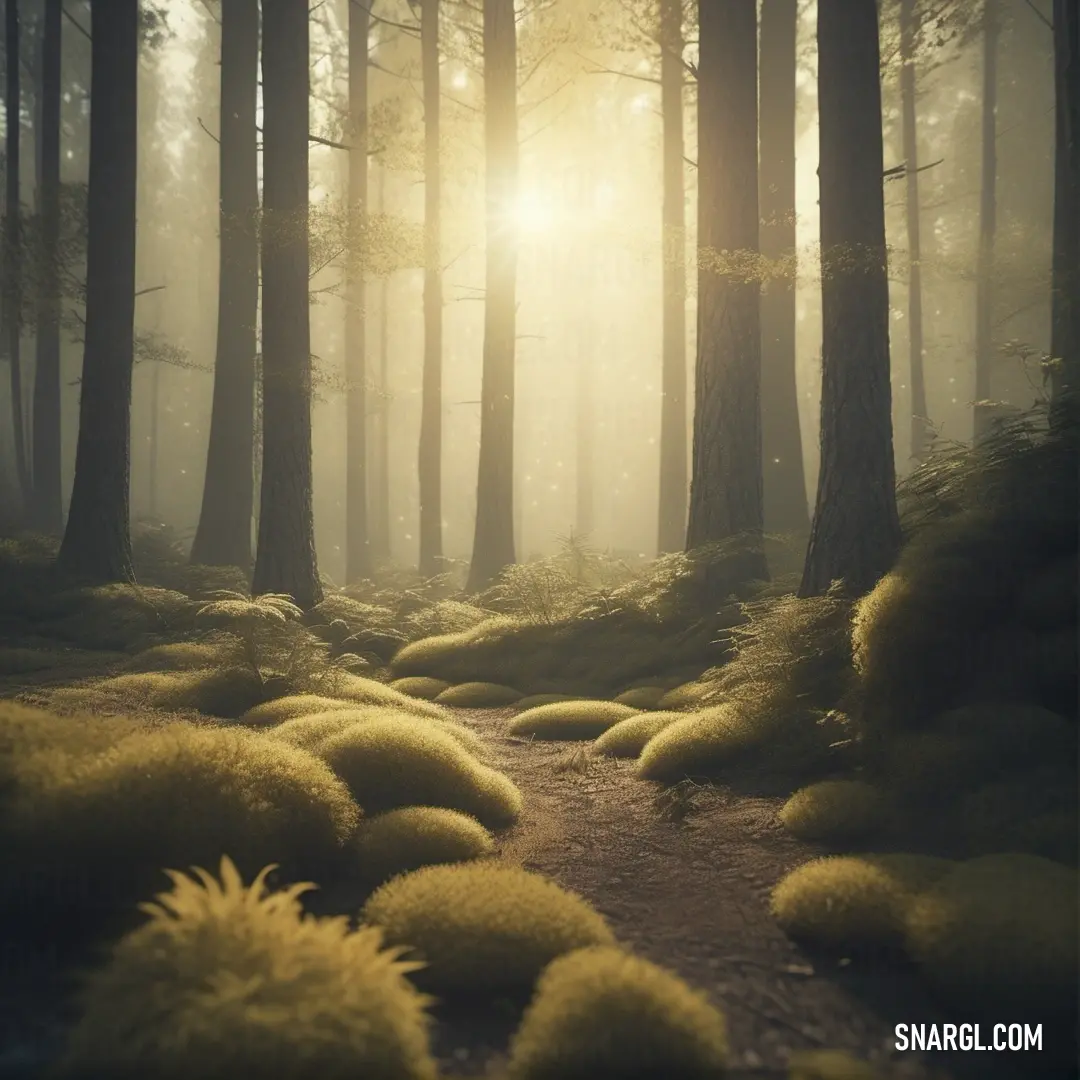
<box><xmin>389</xmin><ymin>677</ymin><xmax>452</xmax><ymax>701</ymax></box>
<box><xmin>508</xmin><ymin>701</ymin><xmax>639</xmax><ymax>741</ymax></box>
<box><xmin>778</xmin><ymin>781</ymin><xmax>887</xmax><ymax>845</ymax></box>
<box><xmin>592</xmin><ymin>712</ymin><xmax>684</xmax><ymax>758</ymax></box>
<box><xmin>434</xmin><ymin>681</ymin><xmax>524</xmax><ymax>707</ymax></box>
<box><xmin>612</xmin><ymin>686</ymin><xmax>668</xmax><ymax>710</ymax></box>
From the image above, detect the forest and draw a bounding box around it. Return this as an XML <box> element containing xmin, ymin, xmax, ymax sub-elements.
<box><xmin>0</xmin><ymin>0</ymin><xmax>1076</xmax><ymax>1077</ymax></box>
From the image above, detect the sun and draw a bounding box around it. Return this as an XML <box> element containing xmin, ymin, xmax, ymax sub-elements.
<box><xmin>510</xmin><ymin>190</ymin><xmax>556</xmax><ymax>235</ymax></box>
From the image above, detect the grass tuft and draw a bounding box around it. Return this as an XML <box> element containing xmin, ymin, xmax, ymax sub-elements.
<box><xmin>508</xmin><ymin>700</ymin><xmax>639</xmax><ymax>741</ymax></box>
<box><xmin>778</xmin><ymin>781</ymin><xmax>887</xmax><ymax>845</ymax></box>
<box><xmin>593</xmin><ymin>712</ymin><xmax>684</xmax><ymax>758</ymax></box>
<box><xmin>360</xmin><ymin>863</ymin><xmax>616</xmax><ymax>996</ymax></box>
<box><xmin>434</xmin><ymin>681</ymin><xmax>524</xmax><ymax>707</ymax></box>
<box><xmin>504</xmin><ymin>946</ymin><xmax>728</xmax><ymax>1080</ymax></box>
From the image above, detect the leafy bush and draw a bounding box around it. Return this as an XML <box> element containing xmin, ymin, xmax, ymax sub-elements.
<box><xmin>356</xmin><ymin>807</ymin><xmax>495</xmax><ymax>885</ymax></box>
<box><xmin>316</xmin><ymin>718</ymin><xmax>521</xmax><ymax>827</ymax></box>
<box><xmin>389</xmin><ymin>676</ymin><xmax>451</xmax><ymax>700</ymax></box>
<box><xmin>434</xmin><ymin>681</ymin><xmax>524</xmax><ymax>707</ymax></box>
<box><xmin>52</xmin><ymin>858</ymin><xmax>437</xmax><ymax>1080</ymax></box>
<box><xmin>504</xmin><ymin>946</ymin><xmax>728</xmax><ymax>1080</ymax></box>
<box><xmin>2</xmin><ymin>723</ymin><xmax>360</xmax><ymax>930</ymax></box>
<box><xmin>778</xmin><ymin>781</ymin><xmax>887</xmax><ymax>845</ymax></box>
<box><xmin>905</xmin><ymin>854</ymin><xmax>1078</xmax><ymax>1017</ymax></box>
<box><xmin>508</xmin><ymin>700</ymin><xmax>639</xmax><ymax>741</ymax></box>
<box><xmin>770</xmin><ymin>854</ymin><xmax>954</xmax><ymax>954</ymax></box>
<box><xmin>593</xmin><ymin>712</ymin><xmax>684</xmax><ymax>758</ymax></box>
<box><xmin>361</xmin><ymin>863</ymin><xmax>616</xmax><ymax>996</ymax></box>
<box><xmin>612</xmin><ymin>686</ymin><xmax>667</xmax><ymax>709</ymax></box>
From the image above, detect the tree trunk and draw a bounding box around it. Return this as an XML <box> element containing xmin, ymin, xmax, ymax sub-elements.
<box><xmin>370</xmin><ymin>163</ymin><xmax>391</xmax><ymax>565</ymax></box>
<box><xmin>656</xmin><ymin>0</ymin><xmax>687</xmax><ymax>553</ymax></box>
<box><xmin>148</xmin><ymin>361</ymin><xmax>160</xmax><ymax>517</ymax></box>
<box><xmin>345</xmin><ymin>0</ymin><xmax>370</xmax><ymax>582</ymax></box>
<box><xmin>30</xmin><ymin>0</ymin><xmax>61</xmax><ymax>533</ymax></box>
<box><xmin>575</xmin><ymin>165</ymin><xmax>594</xmax><ymax>540</ymax></box>
<box><xmin>799</xmin><ymin>0</ymin><xmax>901</xmax><ymax>598</ymax></box>
<box><xmin>759</xmin><ymin>0</ymin><xmax>808</xmax><ymax>536</ymax></box>
<box><xmin>973</xmin><ymin>0</ymin><xmax>997</xmax><ymax>439</ymax></box>
<box><xmin>686</xmin><ymin>0</ymin><xmax>765</xmax><ymax>574</ymax></box>
<box><xmin>5</xmin><ymin>0</ymin><xmax>28</xmax><ymax>508</ymax></box>
<box><xmin>190</xmin><ymin>0</ymin><xmax>259</xmax><ymax>569</ymax></box>
<box><xmin>252</xmin><ymin>0</ymin><xmax>322</xmax><ymax>609</ymax></box>
<box><xmin>56</xmin><ymin>0</ymin><xmax>139</xmax><ymax>582</ymax></box>
<box><xmin>418</xmin><ymin>0</ymin><xmax>443</xmax><ymax>578</ymax></box>
<box><xmin>466</xmin><ymin>0</ymin><xmax>518</xmax><ymax>592</ymax></box>
<box><xmin>900</xmin><ymin>0</ymin><xmax>930</xmax><ymax>462</ymax></box>
<box><xmin>1050</xmin><ymin>0</ymin><xmax>1080</xmax><ymax>420</ymax></box>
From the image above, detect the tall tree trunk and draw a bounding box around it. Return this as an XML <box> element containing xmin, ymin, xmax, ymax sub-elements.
<box><xmin>900</xmin><ymin>0</ymin><xmax>930</xmax><ymax>462</ymax></box>
<box><xmin>253</xmin><ymin>0</ymin><xmax>321</xmax><ymax>609</ymax></box>
<box><xmin>56</xmin><ymin>0</ymin><xmax>138</xmax><ymax>582</ymax></box>
<box><xmin>148</xmin><ymin>361</ymin><xmax>160</xmax><ymax>517</ymax></box>
<box><xmin>190</xmin><ymin>0</ymin><xmax>259</xmax><ymax>569</ymax></box>
<box><xmin>686</xmin><ymin>0</ymin><xmax>765</xmax><ymax>575</ymax></box>
<box><xmin>466</xmin><ymin>0</ymin><xmax>518</xmax><ymax>592</ymax></box>
<box><xmin>973</xmin><ymin>0</ymin><xmax>997</xmax><ymax>439</ymax></box>
<box><xmin>345</xmin><ymin>0</ymin><xmax>370</xmax><ymax>582</ymax></box>
<box><xmin>5</xmin><ymin>0</ymin><xmax>28</xmax><ymax>508</ymax></box>
<box><xmin>1050</xmin><ymin>0</ymin><xmax>1080</xmax><ymax>420</ymax></box>
<box><xmin>370</xmin><ymin>163</ymin><xmax>391</xmax><ymax>564</ymax></box>
<box><xmin>30</xmin><ymin>0</ymin><xmax>61</xmax><ymax>533</ymax></box>
<box><xmin>759</xmin><ymin>0</ymin><xmax>808</xmax><ymax>535</ymax></box>
<box><xmin>656</xmin><ymin>0</ymin><xmax>687</xmax><ymax>553</ymax></box>
<box><xmin>575</xmin><ymin>165</ymin><xmax>594</xmax><ymax>539</ymax></box>
<box><xmin>799</xmin><ymin>0</ymin><xmax>901</xmax><ymax>598</ymax></box>
<box><xmin>418</xmin><ymin>0</ymin><xmax>443</xmax><ymax>577</ymax></box>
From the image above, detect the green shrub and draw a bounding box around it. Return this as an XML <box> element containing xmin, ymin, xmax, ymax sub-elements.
<box><xmin>317</xmin><ymin>719</ymin><xmax>520</xmax><ymax>827</ymax></box>
<box><xmin>361</xmin><ymin>863</ymin><xmax>616</xmax><ymax>996</ymax></box>
<box><xmin>592</xmin><ymin>712</ymin><xmax>684</xmax><ymax>758</ymax></box>
<box><xmin>52</xmin><ymin>858</ymin><xmax>437</xmax><ymax>1080</ymax></box>
<box><xmin>771</xmin><ymin>854</ymin><xmax>954</xmax><ymax>953</ymax></box>
<box><xmin>435</xmin><ymin>681</ymin><xmax>524</xmax><ymax>707</ymax></box>
<box><xmin>905</xmin><ymin>854</ymin><xmax>1078</xmax><ymax>1016</ymax></box>
<box><xmin>1</xmin><ymin>723</ymin><xmax>360</xmax><ymax>927</ymax></box>
<box><xmin>515</xmin><ymin>693</ymin><xmax>577</xmax><ymax>709</ymax></box>
<box><xmin>356</xmin><ymin>807</ymin><xmax>495</xmax><ymax>885</ymax></box>
<box><xmin>613</xmin><ymin>686</ymin><xmax>667</xmax><ymax>710</ymax></box>
<box><xmin>504</xmin><ymin>946</ymin><xmax>728</xmax><ymax>1080</ymax></box>
<box><xmin>389</xmin><ymin>676</ymin><xmax>451</xmax><ymax>700</ymax></box>
<box><xmin>778</xmin><ymin>781</ymin><xmax>887</xmax><ymax>845</ymax></box>
<box><xmin>788</xmin><ymin>1049</ymin><xmax>880</xmax><ymax>1080</ymax></box>
<box><xmin>508</xmin><ymin>701</ymin><xmax>639</xmax><ymax>741</ymax></box>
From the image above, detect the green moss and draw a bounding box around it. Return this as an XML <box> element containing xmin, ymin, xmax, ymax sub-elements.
<box><xmin>612</xmin><ymin>686</ymin><xmax>668</xmax><ymax>710</ymax></box>
<box><xmin>508</xmin><ymin>701</ymin><xmax>639</xmax><ymax>741</ymax></box>
<box><xmin>883</xmin><ymin>732</ymin><xmax>1003</xmax><ymax>808</ymax></box>
<box><xmin>504</xmin><ymin>946</ymin><xmax>728</xmax><ymax>1080</ymax></box>
<box><xmin>771</xmin><ymin>854</ymin><xmax>954</xmax><ymax>954</ymax></box>
<box><xmin>331</xmin><ymin>673</ymin><xmax>448</xmax><ymax>718</ymax></box>
<box><xmin>935</xmin><ymin>702</ymin><xmax>1076</xmax><ymax>761</ymax></box>
<box><xmin>434</xmin><ymin>681</ymin><xmax>524</xmax><ymax>707</ymax></box>
<box><xmin>53</xmin><ymin>858</ymin><xmax>437</xmax><ymax>1080</ymax></box>
<box><xmin>239</xmin><ymin>694</ymin><xmax>358</xmax><ymax>726</ymax></box>
<box><xmin>592</xmin><ymin>712</ymin><xmax>684</xmax><ymax>758</ymax></box>
<box><xmin>356</xmin><ymin>807</ymin><xmax>495</xmax><ymax>885</ymax></box>
<box><xmin>389</xmin><ymin>677</ymin><xmax>452</xmax><ymax>700</ymax></box>
<box><xmin>361</xmin><ymin>863</ymin><xmax>616</xmax><ymax>996</ymax></box>
<box><xmin>1015</xmin><ymin>554</ymin><xmax>1078</xmax><ymax>630</ymax></box>
<box><xmin>656</xmin><ymin>681</ymin><xmax>709</xmax><ymax>711</ymax></box>
<box><xmin>905</xmin><ymin>854</ymin><xmax>1078</xmax><ymax>1017</ymax></box>
<box><xmin>636</xmin><ymin>704</ymin><xmax>756</xmax><ymax>782</ymax></box>
<box><xmin>788</xmin><ymin>1049</ymin><xmax>880</xmax><ymax>1080</ymax></box>
<box><xmin>514</xmin><ymin>693</ymin><xmax>578</xmax><ymax>709</ymax></box>
<box><xmin>0</xmin><ymin>648</ymin><xmax>74</xmax><ymax>676</ymax></box>
<box><xmin>122</xmin><ymin>641</ymin><xmax>241</xmax><ymax>673</ymax></box>
<box><xmin>317</xmin><ymin>718</ymin><xmax>521</xmax><ymax>828</ymax></box>
<box><xmin>778</xmin><ymin>781</ymin><xmax>887</xmax><ymax>845</ymax></box>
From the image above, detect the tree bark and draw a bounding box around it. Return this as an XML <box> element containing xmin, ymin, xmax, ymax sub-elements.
<box><xmin>418</xmin><ymin>0</ymin><xmax>443</xmax><ymax>578</ymax></box>
<box><xmin>759</xmin><ymin>0</ymin><xmax>809</xmax><ymax>535</ymax></box>
<box><xmin>190</xmin><ymin>0</ymin><xmax>259</xmax><ymax>569</ymax></box>
<box><xmin>345</xmin><ymin>0</ymin><xmax>370</xmax><ymax>582</ymax></box>
<box><xmin>56</xmin><ymin>0</ymin><xmax>138</xmax><ymax>582</ymax></box>
<box><xmin>1050</xmin><ymin>0</ymin><xmax>1080</xmax><ymax>421</ymax></box>
<box><xmin>466</xmin><ymin>0</ymin><xmax>518</xmax><ymax>592</ymax></box>
<box><xmin>656</xmin><ymin>0</ymin><xmax>687</xmax><ymax>553</ymax></box>
<box><xmin>5</xmin><ymin>0</ymin><xmax>28</xmax><ymax>508</ymax></box>
<box><xmin>686</xmin><ymin>0</ymin><xmax>765</xmax><ymax>573</ymax></box>
<box><xmin>30</xmin><ymin>0</ymin><xmax>62</xmax><ymax>533</ymax></box>
<box><xmin>799</xmin><ymin>0</ymin><xmax>901</xmax><ymax>598</ymax></box>
<box><xmin>253</xmin><ymin>0</ymin><xmax>322</xmax><ymax>609</ymax></box>
<box><xmin>370</xmin><ymin>163</ymin><xmax>391</xmax><ymax>565</ymax></box>
<box><xmin>973</xmin><ymin>0</ymin><xmax>997</xmax><ymax>439</ymax></box>
<box><xmin>900</xmin><ymin>0</ymin><xmax>930</xmax><ymax>462</ymax></box>
<box><xmin>575</xmin><ymin>165</ymin><xmax>595</xmax><ymax>540</ymax></box>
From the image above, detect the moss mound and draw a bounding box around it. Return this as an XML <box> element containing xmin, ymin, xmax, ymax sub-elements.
<box><xmin>389</xmin><ymin>677</ymin><xmax>451</xmax><ymax>700</ymax></box>
<box><xmin>330</xmin><ymin>673</ymin><xmax>448</xmax><ymax>718</ymax></box>
<box><xmin>504</xmin><ymin>946</ymin><xmax>728</xmax><ymax>1080</ymax></box>
<box><xmin>637</xmin><ymin>704</ymin><xmax>760</xmax><ymax>782</ymax></box>
<box><xmin>53</xmin><ymin>858</ymin><xmax>437</xmax><ymax>1080</ymax></box>
<box><xmin>788</xmin><ymin>1049</ymin><xmax>880</xmax><ymax>1080</ymax></box>
<box><xmin>515</xmin><ymin>693</ymin><xmax>577</xmax><ymax>709</ymax></box>
<box><xmin>0</xmin><ymin>647</ymin><xmax>74</xmax><ymax>676</ymax></box>
<box><xmin>2</xmin><ymin>722</ymin><xmax>360</xmax><ymax>929</ymax></box>
<box><xmin>778</xmin><ymin>781</ymin><xmax>887</xmax><ymax>845</ymax></box>
<box><xmin>122</xmin><ymin>641</ymin><xmax>240</xmax><ymax>673</ymax></box>
<box><xmin>317</xmin><ymin>719</ymin><xmax>521</xmax><ymax>827</ymax></box>
<box><xmin>656</xmin><ymin>681</ymin><xmax>710</xmax><ymax>711</ymax></box>
<box><xmin>508</xmin><ymin>701</ymin><xmax>639</xmax><ymax>741</ymax></box>
<box><xmin>356</xmin><ymin>807</ymin><xmax>495</xmax><ymax>885</ymax></box>
<box><xmin>905</xmin><ymin>854</ymin><xmax>1078</xmax><ymax>1017</ymax></box>
<box><xmin>435</xmin><ymin>681</ymin><xmax>524</xmax><ymax>707</ymax></box>
<box><xmin>361</xmin><ymin>863</ymin><xmax>616</xmax><ymax>996</ymax></box>
<box><xmin>612</xmin><ymin>686</ymin><xmax>668</xmax><ymax>710</ymax></box>
<box><xmin>239</xmin><ymin>693</ymin><xmax>358</xmax><ymax>725</ymax></box>
<box><xmin>771</xmin><ymin>854</ymin><xmax>954</xmax><ymax>954</ymax></box>
<box><xmin>592</xmin><ymin>712</ymin><xmax>684</xmax><ymax>758</ymax></box>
